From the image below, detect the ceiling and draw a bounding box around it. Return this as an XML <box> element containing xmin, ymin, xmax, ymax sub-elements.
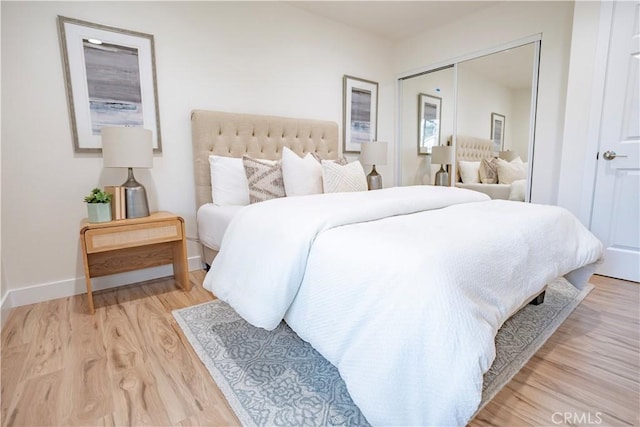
<box><xmin>288</xmin><ymin>1</ymin><xmax>534</xmax><ymax>89</ymax></box>
<box><xmin>287</xmin><ymin>1</ymin><xmax>500</xmax><ymax>42</ymax></box>
<box><xmin>459</xmin><ymin>43</ymin><xmax>535</xmax><ymax>89</ymax></box>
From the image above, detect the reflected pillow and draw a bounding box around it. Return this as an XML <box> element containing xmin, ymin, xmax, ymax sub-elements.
<box><xmin>208</xmin><ymin>155</ymin><xmax>250</xmax><ymax>206</ymax></box>
<box><xmin>242</xmin><ymin>156</ymin><xmax>285</xmax><ymax>203</ymax></box>
<box><xmin>479</xmin><ymin>158</ymin><xmax>499</xmax><ymax>184</ymax></box>
<box><xmin>322</xmin><ymin>160</ymin><xmax>368</xmax><ymax>193</ymax></box>
<box><xmin>509</xmin><ymin>179</ymin><xmax>527</xmax><ymax>201</ymax></box>
<box><xmin>458</xmin><ymin>160</ymin><xmax>481</xmax><ymax>184</ymax></box>
<box><xmin>497</xmin><ymin>157</ymin><xmax>527</xmax><ymax>184</ymax></box>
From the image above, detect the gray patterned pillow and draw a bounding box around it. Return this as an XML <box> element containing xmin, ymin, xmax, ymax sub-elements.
<box><xmin>479</xmin><ymin>158</ymin><xmax>499</xmax><ymax>184</ymax></box>
<box><xmin>242</xmin><ymin>156</ymin><xmax>285</xmax><ymax>204</ymax></box>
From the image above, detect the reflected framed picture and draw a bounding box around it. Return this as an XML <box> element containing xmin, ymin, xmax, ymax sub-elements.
<box><xmin>418</xmin><ymin>93</ymin><xmax>442</xmax><ymax>155</ymax></box>
<box><xmin>58</xmin><ymin>16</ymin><xmax>162</xmax><ymax>153</ymax></box>
<box><xmin>343</xmin><ymin>75</ymin><xmax>378</xmax><ymax>153</ymax></box>
<box><xmin>490</xmin><ymin>112</ymin><xmax>506</xmax><ymax>153</ymax></box>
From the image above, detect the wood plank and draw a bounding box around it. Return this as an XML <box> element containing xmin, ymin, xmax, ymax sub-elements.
<box><xmin>4</xmin><ymin>370</ymin><xmax>64</xmax><ymax>427</ymax></box>
<box><xmin>59</xmin><ymin>295</ymin><xmax>114</xmax><ymax>425</ymax></box>
<box><xmin>0</xmin><ymin>344</ymin><xmax>28</xmax><ymax>423</ymax></box>
<box><xmin>87</xmin><ymin>242</ymin><xmax>174</xmax><ymax>277</ymax></box>
<box><xmin>17</xmin><ymin>298</ymin><xmax>69</xmax><ymax>382</ymax></box>
<box><xmin>100</xmin><ymin>295</ymin><xmax>174</xmax><ymax>426</ymax></box>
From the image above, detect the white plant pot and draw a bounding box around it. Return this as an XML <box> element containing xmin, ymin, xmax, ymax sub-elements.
<box><xmin>87</xmin><ymin>202</ymin><xmax>112</xmax><ymax>223</ymax></box>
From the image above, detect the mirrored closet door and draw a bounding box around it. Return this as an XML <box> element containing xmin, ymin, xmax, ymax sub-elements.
<box><xmin>397</xmin><ymin>39</ymin><xmax>540</xmax><ymax>202</ymax></box>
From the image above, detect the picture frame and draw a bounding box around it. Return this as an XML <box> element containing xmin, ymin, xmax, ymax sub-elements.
<box><xmin>58</xmin><ymin>16</ymin><xmax>162</xmax><ymax>153</ymax></box>
<box><xmin>343</xmin><ymin>75</ymin><xmax>378</xmax><ymax>153</ymax></box>
<box><xmin>417</xmin><ymin>93</ymin><xmax>442</xmax><ymax>155</ymax></box>
<box><xmin>490</xmin><ymin>112</ymin><xmax>506</xmax><ymax>153</ymax></box>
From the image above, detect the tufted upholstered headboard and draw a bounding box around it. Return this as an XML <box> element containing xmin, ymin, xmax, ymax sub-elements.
<box><xmin>454</xmin><ymin>135</ymin><xmax>494</xmax><ymax>182</ymax></box>
<box><xmin>191</xmin><ymin>110</ymin><xmax>339</xmax><ymax>210</ymax></box>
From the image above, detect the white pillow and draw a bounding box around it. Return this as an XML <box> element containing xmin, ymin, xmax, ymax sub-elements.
<box><xmin>321</xmin><ymin>160</ymin><xmax>368</xmax><ymax>193</ymax></box>
<box><xmin>497</xmin><ymin>157</ymin><xmax>527</xmax><ymax>184</ymax></box>
<box><xmin>209</xmin><ymin>155</ymin><xmax>250</xmax><ymax>206</ymax></box>
<box><xmin>458</xmin><ymin>160</ymin><xmax>481</xmax><ymax>184</ymax></box>
<box><xmin>281</xmin><ymin>147</ymin><xmax>323</xmax><ymax>196</ymax></box>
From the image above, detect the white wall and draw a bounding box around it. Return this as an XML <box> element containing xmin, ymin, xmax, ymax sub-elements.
<box><xmin>394</xmin><ymin>1</ymin><xmax>574</xmax><ymax>204</ymax></box>
<box><xmin>1</xmin><ymin>1</ymin><xmax>393</xmax><ymax>307</ymax></box>
<box><xmin>510</xmin><ymin>88</ymin><xmax>532</xmax><ymax>162</ymax></box>
<box><xmin>457</xmin><ymin>67</ymin><xmax>512</xmax><ymax>146</ymax></box>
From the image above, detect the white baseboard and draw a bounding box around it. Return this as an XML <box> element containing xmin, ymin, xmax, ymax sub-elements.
<box><xmin>1</xmin><ymin>255</ymin><xmax>204</xmax><ymax>318</ymax></box>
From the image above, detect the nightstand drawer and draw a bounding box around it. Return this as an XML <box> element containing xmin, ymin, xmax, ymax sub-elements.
<box><xmin>84</xmin><ymin>219</ymin><xmax>183</xmax><ymax>253</ymax></box>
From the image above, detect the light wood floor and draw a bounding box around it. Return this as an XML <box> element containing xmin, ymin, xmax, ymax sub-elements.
<box><xmin>1</xmin><ymin>273</ymin><xmax>638</xmax><ymax>426</ymax></box>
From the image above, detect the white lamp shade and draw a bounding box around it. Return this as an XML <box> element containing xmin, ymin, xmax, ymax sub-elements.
<box><xmin>359</xmin><ymin>141</ymin><xmax>388</xmax><ymax>165</ymax></box>
<box><xmin>431</xmin><ymin>145</ymin><xmax>453</xmax><ymax>165</ymax></box>
<box><xmin>499</xmin><ymin>150</ymin><xmax>519</xmax><ymax>162</ymax></box>
<box><xmin>102</xmin><ymin>126</ymin><xmax>153</xmax><ymax>168</ymax></box>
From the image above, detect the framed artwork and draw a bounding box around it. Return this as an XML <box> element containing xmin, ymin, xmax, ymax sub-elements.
<box><xmin>343</xmin><ymin>75</ymin><xmax>378</xmax><ymax>153</ymax></box>
<box><xmin>58</xmin><ymin>16</ymin><xmax>162</xmax><ymax>153</ymax></box>
<box><xmin>417</xmin><ymin>93</ymin><xmax>442</xmax><ymax>155</ymax></box>
<box><xmin>490</xmin><ymin>112</ymin><xmax>506</xmax><ymax>153</ymax></box>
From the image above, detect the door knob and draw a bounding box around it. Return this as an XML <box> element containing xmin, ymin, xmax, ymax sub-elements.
<box><xmin>602</xmin><ymin>150</ymin><xmax>628</xmax><ymax>160</ymax></box>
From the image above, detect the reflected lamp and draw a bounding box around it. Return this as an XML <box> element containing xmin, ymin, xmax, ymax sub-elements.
<box><xmin>499</xmin><ymin>150</ymin><xmax>519</xmax><ymax>162</ymax></box>
<box><xmin>102</xmin><ymin>126</ymin><xmax>153</xmax><ymax>218</ymax></box>
<box><xmin>431</xmin><ymin>145</ymin><xmax>453</xmax><ymax>186</ymax></box>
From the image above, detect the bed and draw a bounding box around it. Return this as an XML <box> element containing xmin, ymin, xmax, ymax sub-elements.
<box><xmin>192</xmin><ymin>110</ymin><xmax>603</xmax><ymax>425</ymax></box>
<box><xmin>454</xmin><ymin>135</ymin><xmax>527</xmax><ymax>201</ymax></box>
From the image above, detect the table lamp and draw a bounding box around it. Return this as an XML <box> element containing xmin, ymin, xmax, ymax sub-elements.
<box><xmin>359</xmin><ymin>141</ymin><xmax>388</xmax><ymax>190</ymax></box>
<box><xmin>102</xmin><ymin>126</ymin><xmax>153</xmax><ymax>218</ymax></box>
<box><xmin>431</xmin><ymin>145</ymin><xmax>453</xmax><ymax>186</ymax></box>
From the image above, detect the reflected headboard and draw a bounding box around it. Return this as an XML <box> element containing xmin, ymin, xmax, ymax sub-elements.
<box><xmin>454</xmin><ymin>135</ymin><xmax>494</xmax><ymax>182</ymax></box>
<box><xmin>191</xmin><ymin>110</ymin><xmax>339</xmax><ymax>210</ymax></box>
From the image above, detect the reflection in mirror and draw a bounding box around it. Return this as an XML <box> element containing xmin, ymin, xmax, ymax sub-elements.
<box><xmin>418</xmin><ymin>93</ymin><xmax>442</xmax><ymax>155</ymax></box>
<box><xmin>399</xmin><ymin>66</ymin><xmax>454</xmax><ymax>186</ymax></box>
<box><xmin>454</xmin><ymin>43</ymin><xmax>535</xmax><ymax>202</ymax></box>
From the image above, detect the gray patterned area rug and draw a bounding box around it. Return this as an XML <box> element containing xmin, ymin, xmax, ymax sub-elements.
<box><xmin>173</xmin><ymin>278</ymin><xmax>593</xmax><ymax>426</ymax></box>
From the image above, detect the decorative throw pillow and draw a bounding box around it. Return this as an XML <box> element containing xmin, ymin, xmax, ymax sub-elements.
<box><xmin>458</xmin><ymin>160</ymin><xmax>481</xmax><ymax>184</ymax></box>
<box><xmin>479</xmin><ymin>158</ymin><xmax>499</xmax><ymax>184</ymax></box>
<box><xmin>242</xmin><ymin>156</ymin><xmax>286</xmax><ymax>203</ymax></box>
<box><xmin>281</xmin><ymin>147</ymin><xmax>323</xmax><ymax>196</ymax></box>
<box><xmin>497</xmin><ymin>157</ymin><xmax>527</xmax><ymax>184</ymax></box>
<box><xmin>208</xmin><ymin>155</ymin><xmax>250</xmax><ymax>206</ymax></box>
<box><xmin>321</xmin><ymin>160</ymin><xmax>368</xmax><ymax>193</ymax></box>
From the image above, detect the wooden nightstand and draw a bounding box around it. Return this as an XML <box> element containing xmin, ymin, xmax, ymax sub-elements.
<box><xmin>80</xmin><ymin>211</ymin><xmax>191</xmax><ymax>314</ymax></box>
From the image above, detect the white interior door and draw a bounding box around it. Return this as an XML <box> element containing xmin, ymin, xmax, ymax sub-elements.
<box><xmin>590</xmin><ymin>0</ymin><xmax>640</xmax><ymax>282</ymax></box>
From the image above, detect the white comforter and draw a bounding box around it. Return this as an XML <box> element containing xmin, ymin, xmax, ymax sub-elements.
<box><xmin>203</xmin><ymin>186</ymin><xmax>602</xmax><ymax>426</ymax></box>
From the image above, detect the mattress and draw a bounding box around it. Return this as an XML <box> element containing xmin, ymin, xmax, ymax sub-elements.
<box><xmin>196</xmin><ymin>203</ymin><xmax>244</xmax><ymax>250</ymax></box>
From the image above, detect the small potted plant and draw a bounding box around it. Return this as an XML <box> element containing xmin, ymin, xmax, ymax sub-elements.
<box><xmin>84</xmin><ymin>187</ymin><xmax>112</xmax><ymax>223</ymax></box>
